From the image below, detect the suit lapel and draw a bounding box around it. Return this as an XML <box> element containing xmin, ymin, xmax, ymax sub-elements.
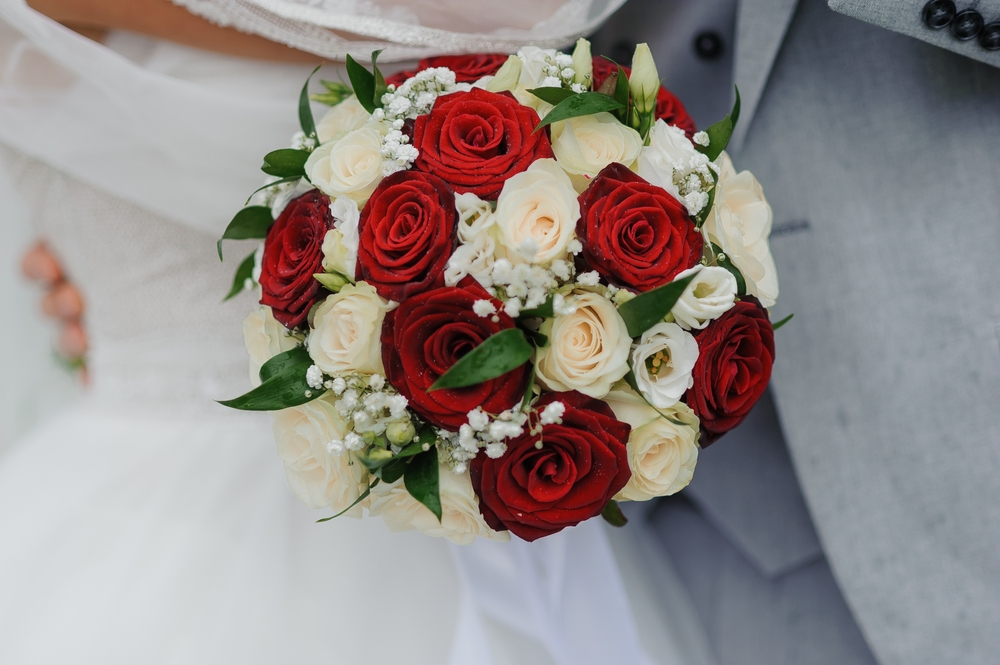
<box><xmin>730</xmin><ymin>0</ymin><xmax>800</xmax><ymax>150</ymax></box>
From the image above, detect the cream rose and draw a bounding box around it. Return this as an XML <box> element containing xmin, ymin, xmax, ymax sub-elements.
<box><xmin>316</xmin><ymin>95</ymin><xmax>371</xmax><ymax>144</ymax></box>
<box><xmin>671</xmin><ymin>266</ymin><xmax>737</xmax><ymax>330</ymax></box>
<box><xmin>535</xmin><ymin>290</ymin><xmax>631</xmax><ymax>398</ymax></box>
<box><xmin>704</xmin><ymin>152</ymin><xmax>779</xmax><ymax>307</ymax></box>
<box><xmin>243</xmin><ymin>306</ymin><xmax>298</xmax><ymax>387</ymax></box>
<box><xmin>604</xmin><ymin>388</ymin><xmax>700</xmax><ymax>501</ymax></box>
<box><xmin>631</xmin><ymin>322</ymin><xmax>699</xmax><ymax>409</ymax></box>
<box><xmin>551</xmin><ymin>112</ymin><xmax>642</xmax><ymax>189</ymax></box>
<box><xmin>491</xmin><ymin>159</ymin><xmax>579</xmax><ymax>265</ymax></box>
<box><xmin>369</xmin><ymin>464</ymin><xmax>510</xmax><ymax>545</ymax></box>
<box><xmin>271</xmin><ymin>395</ymin><xmax>369</xmax><ymax>516</ymax></box>
<box><xmin>307</xmin><ymin>282</ymin><xmax>394</xmax><ymax>376</ymax></box>
<box><xmin>305</xmin><ymin>126</ymin><xmax>384</xmax><ymax>204</ymax></box>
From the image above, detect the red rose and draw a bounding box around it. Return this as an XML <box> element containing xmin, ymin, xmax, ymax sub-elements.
<box><xmin>356</xmin><ymin>170</ymin><xmax>458</xmax><ymax>302</ymax></box>
<box><xmin>381</xmin><ymin>277</ymin><xmax>529</xmax><ymax>430</ymax></box>
<box><xmin>686</xmin><ymin>297</ymin><xmax>775</xmax><ymax>445</ymax></box>
<box><xmin>591</xmin><ymin>57</ymin><xmax>697</xmax><ymax>137</ymax></box>
<box><xmin>577</xmin><ymin>162</ymin><xmax>703</xmax><ymax>291</ymax></box>
<box><xmin>259</xmin><ymin>190</ymin><xmax>332</xmax><ymax>329</ymax></box>
<box><xmin>470</xmin><ymin>391</ymin><xmax>632</xmax><ymax>541</ymax></box>
<box><xmin>386</xmin><ymin>53</ymin><xmax>509</xmax><ymax>87</ymax></box>
<box><xmin>412</xmin><ymin>88</ymin><xmax>554</xmax><ymax>200</ymax></box>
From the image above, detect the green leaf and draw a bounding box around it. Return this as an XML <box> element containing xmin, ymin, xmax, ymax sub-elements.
<box><xmin>217</xmin><ymin>351</ymin><xmax>321</xmax><ymax>411</ymax></box>
<box><xmin>313</xmin><ymin>272</ymin><xmax>352</xmax><ymax>292</ymax></box>
<box><xmin>519</xmin><ymin>326</ymin><xmax>549</xmax><ymax>348</ymax></box>
<box><xmin>535</xmin><ymin>92</ymin><xmax>625</xmax><ymax>132</ymax></box>
<box><xmin>528</xmin><ymin>86</ymin><xmax>577</xmax><ymax>106</ymax></box>
<box><xmin>694</xmin><ymin>182</ymin><xmax>717</xmax><ymax>230</ymax></box>
<box><xmin>261</xmin><ymin>149</ymin><xmax>310</xmax><ymax>178</ymax></box>
<box><xmin>698</xmin><ymin>87</ymin><xmax>742</xmax><ymax>161</ymax></box>
<box><xmin>404</xmin><ymin>448</ymin><xmax>442</xmax><ymax>522</ymax></box>
<box><xmin>711</xmin><ymin>243</ymin><xmax>747</xmax><ymax>296</ymax></box>
<box><xmin>371</xmin><ymin>49</ymin><xmax>387</xmax><ymax>110</ymax></box>
<box><xmin>217</xmin><ymin>206</ymin><xmax>273</xmax><ymax>260</ymax></box>
<box><xmin>312</xmin><ymin>80</ymin><xmax>352</xmax><ymax>107</ymax></box>
<box><xmin>259</xmin><ymin>346</ymin><xmax>310</xmax><ymax>384</ymax></box>
<box><xmin>520</xmin><ymin>363</ymin><xmax>537</xmax><ymax>412</ymax></box>
<box><xmin>772</xmin><ymin>313</ymin><xmax>794</xmax><ymax>331</ymax></box>
<box><xmin>244</xmin><ymin>176</ymin><xmax>301</xmax><ymax>206</ymax></box>
<box><xmin>379</xmin><ymin>457</ymin><xmax>409</xmax><ymax>484</ymax></box>
<box><xmin>518</xmin><ymin>295</ymin><xmax>554</xmax><ymax>319</ymax></box>
<box><xmin>601</xmin><ymin>500</ymin><xmax>628</xmax><ymax>527</ymax></box>
<box><xmin>346</xmin><ymin>54</ymin><xmax>377</xmax><ymax>114</ymax></box>
<box><xmin>360</xmin><ymin>439</ymin><xmax>425</xmax><ymax>472</ymax></box>
<box><xmin>299</xmin><ymin>65</ymin><xmax>321</xmax><ymax>139</ymax></box>
<box><xmin>317</xmin><ymin>478</ymin><xmax>379</xmax><ymax>522</ymax></box>
<box><xmin>613</xmin><ymin>65</ymin><xmax>631</xmax><ymax>124</ymax></box>
<box><xmin>617</xmin><ymin>273</ymin><xmax>697</xmax><ymax>338</ymax></box>
<box><xmin>429</xmin><ymin>328</ymin><xmax>533</xmax><ymax>391</ymax></box>
<box><xmin>223</xmin><ymin>251</ymin><xmax>257</xmax><ymax>301</ymax></box>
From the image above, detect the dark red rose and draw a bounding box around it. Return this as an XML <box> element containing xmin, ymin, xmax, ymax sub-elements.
<box><xmin>686</xmin><ymin>297</ymin><xmax>775</xmax><ymax>445</ymax></box>
<box><xmin>259</xmin><ymin>190</ymin><xmax>332</xmax><ymax>329</ymax></box>
<box><xmin>591</xmin><ymin>57</ymin><xmax>697</xmax><ymax>137</ymax></box>
<box><xmin>412</xmin><ymin>88</ymin><xmax>554</xmax><ymax>200</ymax></box>
<box><xmin>385</xmin><ymin>53</ymin><xmax>508</xmax><ymax>87</ymax></box>
<box><xmin>577</xmin><ymin>162</ymin><xmax>703</xmax><ymax>291</ymax></box>
<box><xmin>470</xmin><ymin>391</ymin><xmax>632</xmax><ymax>541</ymax></box>
<box><xmin>356</xmin><ymin>170</ymin><xmax>458</xmax><ymax>302</ymax></box>
<box><xmin>381</xmin><ymin>277</ymin><xmax>529</xmax><ymax>430</ymax></box>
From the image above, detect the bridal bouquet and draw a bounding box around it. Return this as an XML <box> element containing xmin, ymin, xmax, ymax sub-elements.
<box><xmin>218</xmin><ymin>41</ymin><xmax>783</xmax><ymax>543</ymax></box>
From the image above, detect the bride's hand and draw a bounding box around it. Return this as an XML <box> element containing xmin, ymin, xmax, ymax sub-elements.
<box><xmin>21</xmin><ymin>241</ymin><xmax>89</xmax><ymax>362</ymax></box>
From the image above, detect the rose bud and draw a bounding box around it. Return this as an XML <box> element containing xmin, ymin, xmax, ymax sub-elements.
<box><xmin>629</xmin><ymin>43</ymin><xmax>660</xmax><ymax>116</ymax></box>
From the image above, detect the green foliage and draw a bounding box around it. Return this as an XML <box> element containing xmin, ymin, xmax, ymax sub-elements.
<box><xmin>223</xmin><ymin>251</ymin><xmax>257</xmax><ymax>301</ymax></box>
<box><xmin>429</xmin><ymin>328</ymin><xmax>534</xmax><ymax>391</ymax></box>
<box><xmin>518</xmin><ymin>295</ymin><xmax>554</xmax><ymax>319</ymax></box>
<box><xmin>299</xmin><ymin>65</ymin><xmax>321</xmax><ymax>140</ymax></box>
<box><xmin>601</xmin><ymin>500</ymin><xmax>628</xmax><ymax>527</ymax></box>
<box><xmin>217</xmin><ymin>206</ymin><xmax>273</xmax><ymax>260</ymax></box>
<box><xmin>317</xmin><ymin>479</ymin><xmax>379</xmax><ymax>522</ymax></box>
<box><xmin>261</xmin><ymin>149</ymin><xmax>310</xmax><ymax>178</ymax></box>
<box><xmin>404</xmin><ymin>447</ymin><xmax>442</xmax><ymax>522</ymax></box>
<box><xmin>345</xmin><ymin>51</ymin><xmax>387</xmax><ymax>114</ymax></box>
<box><xmin>616</xmin><ymin>273</ymin><xmax>697</xmax><ymax>338</ymax></box>
<box><xmin>534</xmin><ymin>92</ymin><xmax>625</xmax><ymax>132</ymax></box>
<box><xmin>710</xmin><ymin>243</ymin><xmax>747</xmax><ymax>296</ymax></box>
<box><xmin>217</xmin><ymin>346</ymin><xmax>321</xmax><ymax>411</ymax></box>
<box><xmin>697</xmin><ymin>86</ymin><xmax>741</xmax><ymax>161</ymax></box>
<box><xmin>772</xmin><ymin>313</ymin><xmax>794</xmax><ymax>331</ymax></box>
<box><xmin>528</xmin><ymin>87</ymin><xmax>577</xmax><ymax>106</ymax></box>
<box><xmin>312</xmin><ymin>80</ymin><xmax>352</xmax><ymax>107</ymax></box>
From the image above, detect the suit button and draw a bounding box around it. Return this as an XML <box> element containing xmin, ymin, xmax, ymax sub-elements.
<box><xmin>694</xmin><ymin>31</ymin><xmax>725</xmax><ymax>60</ymax></box>
<box><xmin>950</xmin><ymin>9</ymin><xmax>984</xmax><ymax>40</ymax></box>
<box><xmin>981</xmin><ymin>22</ymin><xmax>1000</xmax><ymax>50</ymax></box>
<box><xmin>922</xmin><ymin>0</ymin><xmax>956</xmax><ymax>29</ymax></box>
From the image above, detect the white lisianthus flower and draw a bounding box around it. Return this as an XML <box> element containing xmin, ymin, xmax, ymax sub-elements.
<box><xmin>551</xmin><ymin>113</ymin><xmax>643</xmax><ymax>190</ymax></box>
<box><xmin>631</xmin><ymin>322</ymin><xmax>699</xmax><ymax>409</ymax></box>
<box><xmin>603</xmin><ymin>387</ymin><xmax>699</xmax><ymax>501</ymax></box>
<box><xmin>369</xmin><ymin>463</ymin><xmax>510</xmax><ymax>545</ymax></box>
<box><xmin>271</xmin><ymin>395</ymin><xmax>369</xmax><ymax>516</ymax></box>
<box><xmin>671</xmin><ymin>266</ymin><xmax>738</xmax><ymax>330</ymax></box>
<box><xmin>704</xmin><ymin>152</ymin><xmax>779</xmax><ymax>307</ymax></box>
<box><xmin>316</xmin><ymin>95</ymin><xmax>371</xmax><ymax>144</ymax></box>
<box><xmin>492</xmin><ymin>159</ymin><xmax>580</xmax><ymax>265</ymax></box>
<box><xmin>305</xmin><ymin>126</ymin><xmax>384</xmax><ymax>204</ymax></box>
<box><xmin>628</xmin><ymin>43</ymin><xmax>660</xmax><ymax>116</ymax></box>
<box><xmin>454</xmin><ymin>191</ymin><xmax>495</xmax><ymax>244</ymax></box>
<box><xmin>637</xmin><ymin>120</ymin><xmax>701</xmax><ymax>200</ymax></box>
<box><xmin>485</xmin><ymin>55</ymin><xmax>522</xmax><ymax>93</ymax></box>
<box><xmin>536</xmin><ymin>291</ymin><xmax>631</xmax><ymax>398</ymax></box>
<box><xmin>571</xmin><ymin>38</ymin><xmax>593</xmax><ymax>86</ymax></box>
<box><xmin>321</xmin><ymin>196</ymin><xmax>360</xmax><ymax>277</ymax></box>
<box><xmin>243</xmin><ymin>306</ymin><xmax>298</xmax><ymax>387</ymax></box>
<box><xmin>445</xmin><ymin>232</ymin><xmax>496</xmax><ymax>287</ymax></box>
<box><xmin>308</xmin><ymin>282</ymin><xmax>394</xmax><ymax>376</ymax></box>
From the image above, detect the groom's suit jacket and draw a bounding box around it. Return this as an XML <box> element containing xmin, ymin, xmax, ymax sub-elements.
<box><xmin>596</xmin><ymin>1</ymin><xmax>1000</xmax><ymax>664</ymax></box>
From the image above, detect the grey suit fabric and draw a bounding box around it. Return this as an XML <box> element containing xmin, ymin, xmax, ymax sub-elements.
<box><xmin>736</xmin><ymin>0</ymin><xmax>1000</xmax><ymax>662</ymax></box>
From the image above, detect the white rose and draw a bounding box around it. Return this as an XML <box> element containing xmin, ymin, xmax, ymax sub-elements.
<box><xmin>307</xmin><ymin>282</ymin><xmax>394</xmax><ymax>376</ymax></box>
<box><xmin>704</xmin><ymin>152</ymin><xmax>779</xmax><ymax>307</ymax></box>
<box><xmin>535</xmin><ymin>291</ymin><xmax>631</xmax><ymax>398</ymax></box>
<box><xmin>271</xmin><ymin>395</ymin><xmax>369</xmax><ymax>516</ymax></box>
<box><xmin>243</xmin><ymin>306</ymin><xmax>297</xmax><ymax>387</ymax></box>
<box><xmin>321</xmin><ymin>196</ymin><xmax>360</xmax><ymax>277</ymax></box>
<box><xmin>369</xmin><ymin>464</ymin><xmax>510</xmax><ymax>545</ymax></box>
<box><xmin>551</xmin><ymin>112</ymin><xmax>643</xmax><ymax>190</ymax></box>
<box><xmin>631</xmin><ymin>322</ymin><xmax>699</xmax><ymax>409</ymax></box>
<box><xmin>492</xmin><ymin>158</ymin><xmax>579</xmax><ymax>265</ymax></box>
<box><xmin>305</xmin><ymin>126</ymin><xmax>384</xmax><ymax>204</ymax></box>
<box><xmin>637</xmin><ymin>120</ymin><xmax>701</xmax><ymax>200</ymax></box>
<box><xmin>454</xmin><ymin>191</ymin><xmax>495</xmax><ymax>244</ymax></box>
<box><xmin>604</xmin><ymin>388</ymin><xmax>699</xmax><ymax>501</ymax></box>
<box><xmin>671</xmin><ymin>266</ymin><xmax>737</xmax><ymax>330</ymax></box>
<box><xmin>316</xmin><ymin>95</ymin><xmax>371</xmax><ymax>144</ymax></box>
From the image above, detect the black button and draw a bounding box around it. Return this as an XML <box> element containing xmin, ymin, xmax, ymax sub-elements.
<box><xmin>951</xmin><ymin>9</ymin><xmax>984</xmax><ymax>40</ymax></box>
<box><xmin>980</xmin><ymin>22</ymin><xmax>1000</xmax><ymax>50</ymax></box>
<box><xmin>693</xmin><ymin>31</ymin><xmax>724</xmax><ymax>60</ymax></box>
<box><xmin>923</xmin><ymin>0</ymin><xmax>956</xmax><ymax>29</ymax></box>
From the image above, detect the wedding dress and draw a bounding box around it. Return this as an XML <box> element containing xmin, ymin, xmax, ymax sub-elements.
<box><xmin>0</xmin><ymin>2</ymin><xmax>713</xmax><ymax>663</ymax></box>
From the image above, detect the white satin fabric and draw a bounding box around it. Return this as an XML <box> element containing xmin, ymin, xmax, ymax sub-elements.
<box><xmin>0</xmin><ymin>3</ymin><xmax>701</xmax><ymax>663</ymax></box>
